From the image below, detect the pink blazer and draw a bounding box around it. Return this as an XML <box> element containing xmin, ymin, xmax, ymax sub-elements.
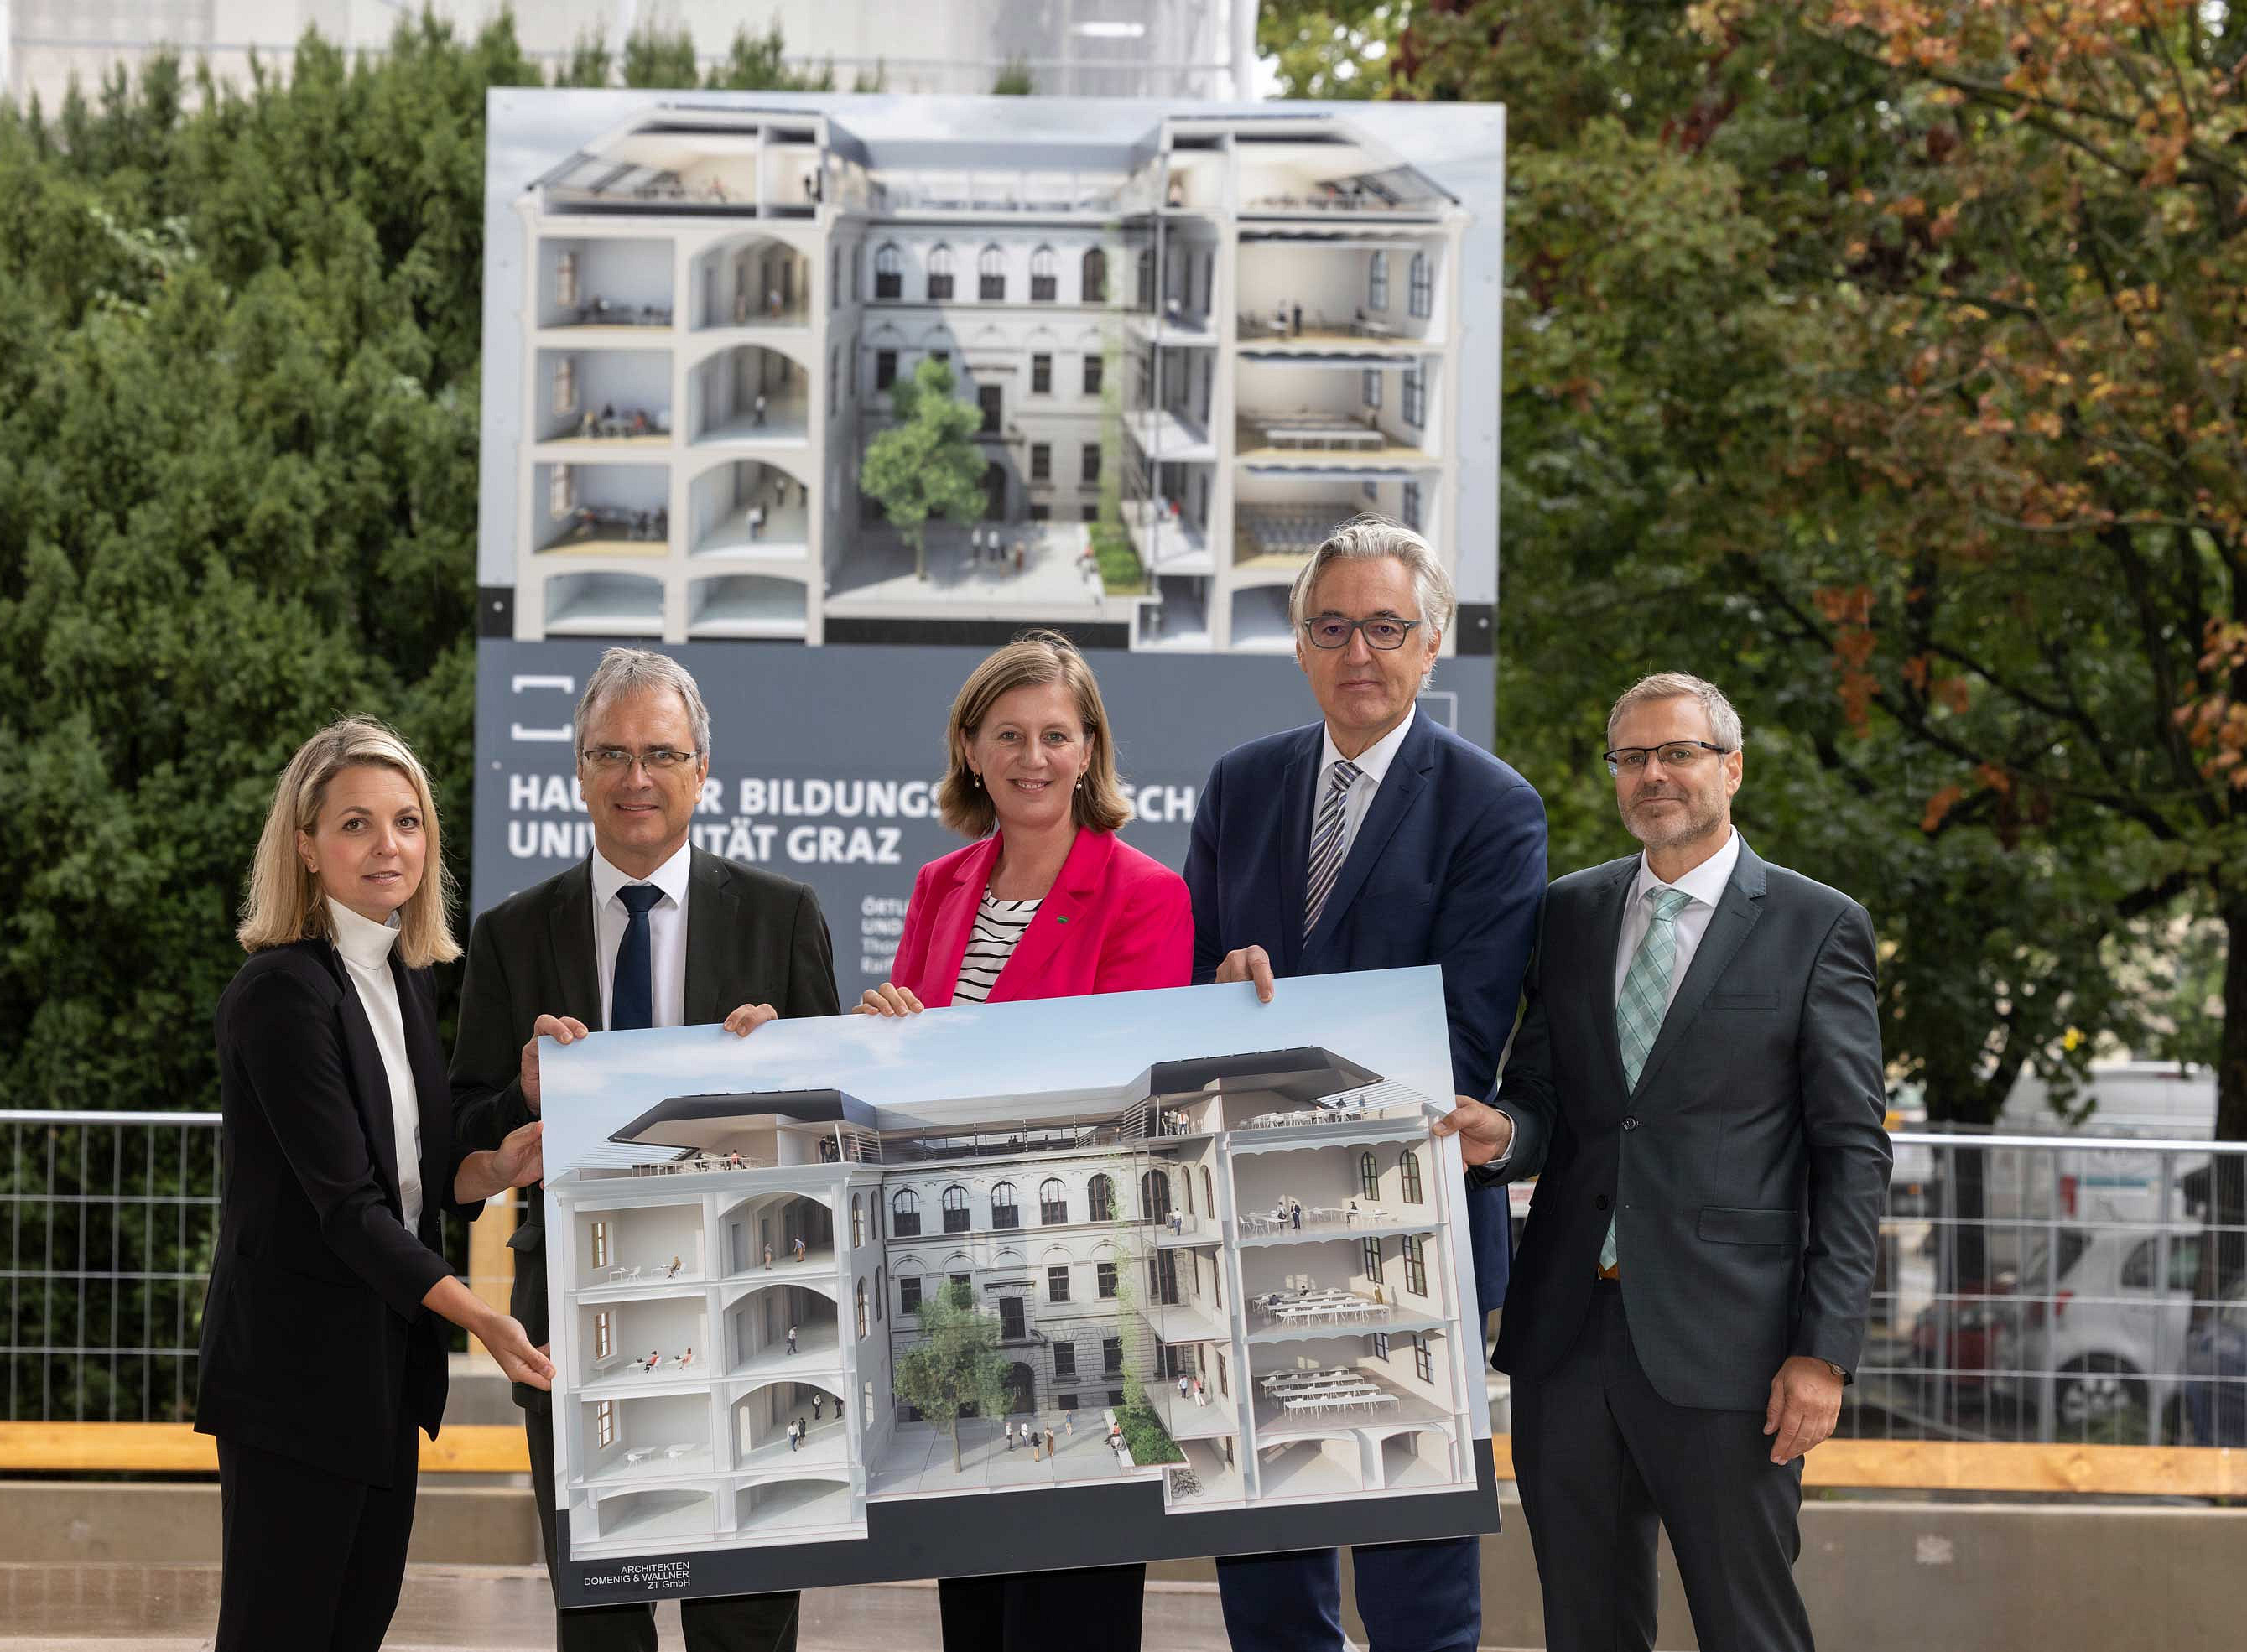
<box><xmin>890</xmin><ymin>829</ymin><xmax>1193</xmax><ymax>1006</ymax></box>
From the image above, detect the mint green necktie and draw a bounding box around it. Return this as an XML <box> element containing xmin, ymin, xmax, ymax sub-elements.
<box><xmin>1601</xmin><ymin>886</ymin><xmax>1694</xmax><ymax>1275</ymax></box>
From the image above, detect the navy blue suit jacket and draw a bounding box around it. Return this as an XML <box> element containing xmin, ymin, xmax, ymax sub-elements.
<box><xmin>1184</xmin><ymin>709</ymin><xmax>1547</xmax><ymax>1320</ymax></box>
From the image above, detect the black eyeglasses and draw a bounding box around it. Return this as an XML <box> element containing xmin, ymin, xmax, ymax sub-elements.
<box><xmin>1602</xmin><ymin>741</ymin><xmax>1731</xmax><ymax>777</ymax></box>
<box><xmin>580</xmin><ymin>746</ymin><xmax>701</xmax><ymax>772</ymax></box>
<box><xmin>1300</xmin><ymin>616</ymin><xmax>1424</xmax><ymax>652</ymax></box>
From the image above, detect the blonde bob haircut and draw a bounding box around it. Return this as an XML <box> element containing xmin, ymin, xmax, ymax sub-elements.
<box><xmin>235</xmin><ymin>716</ymin><xmax>462</xmax><ymax>968</ymax></box>
<box><xmin>935</xmin><ymin>630</ymin><xmax>1132</xmax><ymax>839</ymax></box>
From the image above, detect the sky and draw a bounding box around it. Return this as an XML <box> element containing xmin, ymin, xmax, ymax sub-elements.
<box><xmin>542</xmin><ymin>966</ymin><xmax>1455</xmax><ymax>1175</ymax></box>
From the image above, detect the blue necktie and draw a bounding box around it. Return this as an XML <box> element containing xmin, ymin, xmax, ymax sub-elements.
<box><xmin>611</xmin><ymin>884</ymin><xmax>663</xmax><ymax>1031</ymax></box>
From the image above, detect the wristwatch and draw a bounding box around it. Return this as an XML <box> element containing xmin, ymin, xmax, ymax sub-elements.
<box><xmin>1824</xmin><ymin>1360</ymin><xmax>1849</xmax><ymax>1383</ymax></box>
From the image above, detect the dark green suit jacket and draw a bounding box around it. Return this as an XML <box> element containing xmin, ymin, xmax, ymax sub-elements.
<box><xmin>450</xmin><ymin>847</ymin><xmax>840</xmax><ymax>1409</ymax></box>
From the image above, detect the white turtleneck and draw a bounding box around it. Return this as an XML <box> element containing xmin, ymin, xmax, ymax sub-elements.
<box><xmin>326</xmin><ymin>897</ymin><xmax>424</xmax><ymax>1233</ymax></box>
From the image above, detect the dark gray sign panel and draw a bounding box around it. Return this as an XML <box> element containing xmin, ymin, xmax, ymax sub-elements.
<box><xmin>472</xmin><ymin>638</ymin><xmax>1493</xmax><ymax>994</ymax></box>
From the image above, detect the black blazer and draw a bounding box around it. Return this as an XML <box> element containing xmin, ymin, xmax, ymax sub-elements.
<box><xmin>1490</xmin><ymin>839</ymin><xmax>1893</xmax><ymax>1411</ymax></box>
<box><xmin>195</xmin><ymin>939</ymin><xmax>466</xmax><ymax>1485</ymax></box>
<box><xmin>450</xmin><ymin>847</ymin><xmax>840</xmax><ymax>1407</ymax></box>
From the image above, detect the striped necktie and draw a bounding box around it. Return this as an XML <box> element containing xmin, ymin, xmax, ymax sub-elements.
<box><xmin>1303</xmin><ymin>759</ymin><xmax>1363</xmax><ymax>936</ymax></box>
<box><xmin>1601</xmin><ymin>886</ymin><xmax>1694</xmax><ymax>1275</ymax></box>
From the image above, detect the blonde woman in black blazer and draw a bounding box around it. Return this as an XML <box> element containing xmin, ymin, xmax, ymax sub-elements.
<box><xmin>196</xmin><ymin>718</ymin><xmax>554</xmax><ymax>1652</ymax></box>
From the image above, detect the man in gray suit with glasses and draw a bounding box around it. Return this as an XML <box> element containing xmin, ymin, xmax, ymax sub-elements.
<box><xmin>1438</xmin><ymin>671</ymin><xmax>1891</xmax><ymax>1652</ymax></box>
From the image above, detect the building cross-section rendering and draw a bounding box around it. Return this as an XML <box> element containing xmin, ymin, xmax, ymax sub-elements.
<box><xmin>510</xmin><ymin>105</ymin><xmax>1465</xmax><ymax>652</ymax></box>
<box><xmin>544</xmin><ymin>1048</ymin><xmax>1478</xmax><ymax>1559</ymax></box>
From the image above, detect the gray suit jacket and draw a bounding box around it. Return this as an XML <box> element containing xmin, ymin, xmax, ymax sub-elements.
<box><xmin>1489</xmin><ymin>839</ymin><xmax>1891</xmax><ymax>1411</ymax></box>
<box><xmin>450</xmin><ymin>847</ymin><xmax>840</xmax><ymax>1409</ymax></box>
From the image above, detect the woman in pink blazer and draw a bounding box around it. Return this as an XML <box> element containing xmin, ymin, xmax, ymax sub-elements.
<box><xmin>858</xmin><ymin>628</ymin><xmax>1190</xmax><ymax>1652</ymax></box>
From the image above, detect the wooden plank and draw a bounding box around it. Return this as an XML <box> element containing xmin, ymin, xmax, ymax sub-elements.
<box><xmin>3</xmin><ymin>1421</ymin><xmax>2234</xmax><ymax>1494</ymax></box>
<box><xmin>0</xmin><ymin>1421</ymin><xmax>530</xmax><ymax>1475</ymax></box>
<box><xmin>1491</xmin><ymin>1436</ymin><xmax>2241</xmax><ymax>1498</ymax></box>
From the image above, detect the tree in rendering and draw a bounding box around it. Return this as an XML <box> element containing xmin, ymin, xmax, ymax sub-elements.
<box><xmin>859</xmin><ymin>357</ymin><xmax>989</xmax><ymax>580</ymax></box>
<box><xmin>892</xmin><ymin>1280</ymin><xmax>1012</xmax><ymax>1473</ymax></box>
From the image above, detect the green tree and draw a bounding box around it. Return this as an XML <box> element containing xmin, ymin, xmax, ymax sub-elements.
<box><xmin>1259</xmin><ymin>0</ymin><xmax>1405</xmax><ymax>99</ymax></box>
<box><xmin>1262</xmin><ymin>0</ymin><xmax>2247</xmax><ymax>1153</ymax></box>
<box><xmin>992</xmin><ymin>56</ymin><xmax>1035</xmax><ymax>96</ymax></box>
<box><xmin>860</xmin><ymin>357</ymin><xmax>988</xmax><ymax>580</ymax></box>
<box><xmin>892</xmin><ymin>1280</ymin><xmax>1012</xmax><ymax>1471</ymax></box>
<box><xmin>0</xmin><ymin>10</ymin><xmax>553</xmax><ymax>1419</ymax></box>
<box><xmin>0</xmin><ymin>6</ymin><xmax>842</xmax><ymax>1421</ymax></box>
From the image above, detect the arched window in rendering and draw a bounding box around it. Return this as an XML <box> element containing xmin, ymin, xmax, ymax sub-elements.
<box><xmin>1368</xmin><ymin>250</ymin><xmax>1390</xmax><ymax>311</ymax></box>
<box><xmin>943</xmin><ymin>1183</ymin><xmax>971</xmax><ymax>1233</ymax></box>
<box><xmin>1183</xmin><ymin>1173</ymin><xmax>1194</xmax><ymax>1217</ymax></box>
<box><xmin>978</xmin><ymin>244</ymin><xmax>1006</xmax><ymax>300</ymax></box>
<box><xmin>1081</xmin><ymin>247</ymin><xmax>1107</xmax><ymax>304</ymax></box>
<box><xmin>1088</xmin><ymin>1172</ymin><xmax>1116</xmax><ymax>1223</ymax></box>
<box><xmin>927</xmin><ymin>242</ymin><xmax>954</xmax><ymax>299</ymax></box>
<box><xmin>1141</xmin><ymin>1169</ymin><xmax>1172</xmax><ymax>1223</ymax></box>
<box><xmin>892</xmin><ymin>1188</ymin><xmax>921</xmax><ymax>1237</ymax></box>
<box><xmin>875</xmin><ymin>1267</ymin><xmax>884</xmax><ymax>1322</ymax></box>
<box><xmin>856</xmin><ymin>1277</ymin><xmax>869</xmax><ymax>1338</ymax></box>
<box><xmin>1360</xmin><ymin>1151</ymin><xmax>1381</xmax><ymax>1202</ymax></box>
<box><xmin>851</xmin><ymin>1195</ymin><xmax>865</xmax><ymax>1249</ymax></box>
<box><xmin>1201</xmin><ymin>1167</ymin><xmax>1215</xmax><ymax>1217</ymax></box>
<box><xmin>1136</xmin><ymin>247</ymin><xmax>1155</xmax><ymax>309</ymax></box>
<box><xmin>1400</xmin><ymin>1147</ymin><xmax>1424</xmax><ymax>1204</ymax></box>
<box><xmin>1039</xmin><ymin>1177</ymin><xmax>1068</xmax><ymax>1224</ymax></box>
<box><xmin>1409</xmin><ymin>250</ymin><xmax>1433</xmax><ymax>319</ymax></box>
<box><xmin>991</xmin><ymin>1180</ymin><xmax>1021</xmax><ymax>1229</ymax></box>
<box><xmin>1031</xmin><ymin>244</ymin><xmax>1058</xmax><ymax>301</ymax></box>
<box><xmin>874</xmin><ymin>242</ymin><xmax>902</xmax><ymax>299</ymax></box>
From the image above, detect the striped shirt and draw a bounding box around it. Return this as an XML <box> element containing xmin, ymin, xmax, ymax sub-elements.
<box><xmin>952</xmin><ymin>890</ymin><xmax>1041</xmax><ymax>1004</ymax></box>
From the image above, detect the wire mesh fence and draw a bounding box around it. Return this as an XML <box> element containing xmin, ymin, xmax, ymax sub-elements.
<box><xmin>8</xmin><ymin>1113</ymin><xmax>2244</xmax><ymax>1453</ymax></box>
<box><xmin>1853</xmin><ymin>1133</ymin><xmax>2246</xmax><ymax>1449</ymax></box>
<box><xmin>1</xmin><ymin>1110</ymin><xmax>517</xmax><ymax>1425</ymax></box>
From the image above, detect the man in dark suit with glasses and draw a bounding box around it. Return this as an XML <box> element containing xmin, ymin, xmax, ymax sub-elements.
<box><xmin>452</xmin><ymin>646</ymin><xmax>840</xmax><ymax>1652</ymax></box>
<box><xmin>1184</xmin><ymin>517</ymin><xmax>1548</xmax><ymax>1652</ymax></box>
<box><xmin>1437</xmin><ymin>671</ymin><xmax>1891</xmax><ymax>1652</ymax></box>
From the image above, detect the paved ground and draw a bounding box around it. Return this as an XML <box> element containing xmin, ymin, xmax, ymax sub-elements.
<box><xmin>0</xmin><ymin>1565</ymin><xmax>1256</xmax><ymax>1650</ymax></box>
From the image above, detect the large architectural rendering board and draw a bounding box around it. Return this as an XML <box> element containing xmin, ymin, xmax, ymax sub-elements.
<box><xmin>477</xmin><ymin>89</ymin><xmax>1503</xmax><ymax>653</ymax></box>
<box><xmin>538</xmin><ymin>968</ymin><xmax>1499</xmax><ymax>1605</ymax></box>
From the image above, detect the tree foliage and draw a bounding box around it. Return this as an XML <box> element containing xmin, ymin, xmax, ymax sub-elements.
<box><xmin>892</xmin><ymin>1280</ymin><xmax>1012</xmax><ymax>1471</ymax></box>
<box><xmin>1265</xmin><ymin>0</ymin><xmax>2247</xmax><ymax>1134</ymax></box>
<box><xmin>0</xmin><ymin>8</ymin><xmax>840</xmax><ymax>1419</ymax></box>
<box><xmin>860</xmin><ymin>358</ymin><xmax>990</xmax><ymax>578</ymax></box>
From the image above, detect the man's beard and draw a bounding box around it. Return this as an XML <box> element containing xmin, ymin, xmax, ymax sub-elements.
<box><xmin>1622</xmin><ymin>789</ymin><xmax>1723</xmax><ymax>850</ymax></box>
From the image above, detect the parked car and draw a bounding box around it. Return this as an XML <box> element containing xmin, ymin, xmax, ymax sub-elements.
<box><xmin>2010</xmin><ymin>1223</ymin><xmax>2204</xmax><ymax>1439</ymax></box>
<box><xmin>1910</xmin><ymin>1278</ymin><xmax>2018</xmax><ymax>1400</ymax></box>
<box><xmin>2182</xmin><ymin>1281</ymin><xmax>2247</xmax><ymax>1447</ymax></box>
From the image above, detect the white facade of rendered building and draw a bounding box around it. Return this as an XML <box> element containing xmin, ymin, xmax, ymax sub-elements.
<box><xmin>544</xmin><ymin>1050</ymin><xmax>1479</xmax><ymax>1559</ymax></box>
<box><xmin>504</xmin><ymin>104</ymin><xmax>1469</xmax><ymax>652</ymax></box>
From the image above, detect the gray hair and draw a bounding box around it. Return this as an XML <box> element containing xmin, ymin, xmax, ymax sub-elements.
<box><xmin>1287</xmin><ymin>516</ymin><xmax>1457</xmax><ymax>637</ymax></box>
<box><xmin>1606</xmin><ymin>672</ymin><xmax>1745</xmax><ymax>752</ymax></box>
<box><xmin>574</xmin><ymin>647</ymin><xmax>713</xmax><ymax>756</ymax></box>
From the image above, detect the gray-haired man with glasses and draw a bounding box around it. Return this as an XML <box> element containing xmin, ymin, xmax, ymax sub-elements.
<box><xmin>1184</xmin><ymin>518</ymin><xmax>1547</xmax><ymax>1652</ymax></box>
<box><xmin>451</xmin><ymin>647</ymin><xmax>838</xmax><ymax>1652</ymax></box>
<box><xmin>1435</xmin><ymin>671</ymin><xmax>1891</xmax><ymax>1652</ymax></box>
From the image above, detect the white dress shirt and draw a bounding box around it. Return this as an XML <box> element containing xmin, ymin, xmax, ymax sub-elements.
<box><xmin>1489</xmin><ymin>829</ymin><xmax>1743</xmax><ymax>1175</ymax></box>
<box><xmin>1613</xmin><ymin>828</ymin><xmax>1743</xmax><ymax>1013</ymax></box>
<box><xmin>326</xmin><ymin>898</ymin><xmax>423</xmax><ymax>1233</ymax></box>
<box><xmin>592</xmin><ymin>841</ymin><xmax>693</xmax><ymax>1031</ymax></box>
<box><xmin>1316</xmin><ymin>705</ymin><xmax>1417</xmax><ymax>867</ymax></box>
